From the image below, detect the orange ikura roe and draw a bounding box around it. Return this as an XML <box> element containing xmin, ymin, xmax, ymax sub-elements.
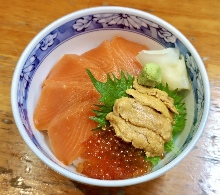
<box><xmin>77</xmin><ymin>127</ymin><xmax>152</xmax><ymax>180</ymax></box>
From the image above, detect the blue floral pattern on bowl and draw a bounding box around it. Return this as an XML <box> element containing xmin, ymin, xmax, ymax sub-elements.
<box><xmin>17</xmin><ymin>12</ymin><xmax>205</xmax><ymax>163</ymax></box>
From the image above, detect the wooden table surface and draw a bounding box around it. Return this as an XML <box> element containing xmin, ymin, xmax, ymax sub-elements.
<box><xmin>1</xmin><ymin>0</ymin><xmax>220</xmax><ymax>194</ymax></box>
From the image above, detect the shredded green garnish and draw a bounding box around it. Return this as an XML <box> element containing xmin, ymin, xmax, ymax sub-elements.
<box><xmin>86</xmin><ymin>69</ymin><xmax>134</xmax><ymax>129</ymax></box>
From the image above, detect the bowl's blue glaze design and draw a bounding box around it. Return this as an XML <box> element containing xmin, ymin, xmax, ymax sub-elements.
<box><xmin>17</xmin><ymin>13</ymin><xmax>205</xmax><ymax>163</ymax></box>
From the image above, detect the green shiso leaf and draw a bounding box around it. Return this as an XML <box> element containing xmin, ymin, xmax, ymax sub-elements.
<box><xmin>145</xmin><ymin>83</ymin><xmax>187</xmax><ymax>167</ymax></box>
<box><xmin>145</xmin><ymin>156</ymin><xmax>161</xmax><ymax>167</ymax></box>
<box><xmin>164</xmin><ymin>138</ymin><xmax>175</xmax><ymax>152</ymax></box>
<box><xmin>86</xmin><ymin>69</ymin><xmax>134</xmax><ymax>129</ymax></box>
<box><xmin>157</xmin><ymin>83</ymin><xmax>187</xmax><ymax>137</ymax></box>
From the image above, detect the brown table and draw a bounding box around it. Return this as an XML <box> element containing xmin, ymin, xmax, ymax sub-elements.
<box><xmin>1</xmin><ymin>0</ymin><xmax>220</xmax><ymax>194</ymax></box>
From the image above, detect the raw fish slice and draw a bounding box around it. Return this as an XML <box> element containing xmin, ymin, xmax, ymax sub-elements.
<box><xmin>48</xmin><ymin>100</ymin><xmax>98</xmax><ymax>165</ymax></box>
<box><xmin>33</xmin><ymin>82</ymin><xmax>99</xmax><ymax>130</ymax></box>
<box><xmin>82</xmin><ymin>40</ymin><xmax>120</xmax><ymax>77</ymax></box>
<box><xmin>43</xmin><ymin>54</ymin><xmax>106</xmax><ymax>86</ymax></box>
<box><xmin>111</xmin><ymin>36</ymin><xmax>148</xmax><ymax>76</ymax></box>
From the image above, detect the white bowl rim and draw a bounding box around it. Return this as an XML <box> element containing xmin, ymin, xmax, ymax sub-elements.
<box><xmin>11</xmin><ymin>6</ymin><xmax>210</xmax><ymax>187</ymax></box>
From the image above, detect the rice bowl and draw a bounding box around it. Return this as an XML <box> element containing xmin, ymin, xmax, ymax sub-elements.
<box><xmin>11</xmin><ymin>6</ymin><xmax>210</xmax><ymax>187</ymax></box>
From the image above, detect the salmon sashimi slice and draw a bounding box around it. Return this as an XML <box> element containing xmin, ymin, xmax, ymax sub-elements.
<box><xmin>82</xmin><ymin>40</ymin><xmax>120</xmax><ymax>77</ymax></box>
<box><xmin>110</xmin><ymin>36</ymin><xmax>148</xmax><ymax>76</ymax></box>
<box><xmin>33</xmin><ymin>82</ymin><xmax>100</xmax><ymax>130</ymax></box>
<box><xmin>48</xmin><ymin>100</ymin><xmax>98</xmax><ymax>165</ymax></box>
<box><xmin>43</xmin><ymin>54</ymin><xmax>106</xmax><ymax>86</ymax></box>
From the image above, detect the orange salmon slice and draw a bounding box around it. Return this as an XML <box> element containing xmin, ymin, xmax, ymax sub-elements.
<box><xmin>111</xmin><ymin>36</ymin><xmax>148</xmax><ymax>76</ymax></box>
<box><xmin>33</xmin><ymin>82</ymin><xmax>99</xmax><ymax>130</ymax></box>
<box><xmin>48</xmin><ymin>100</ymin><xmax>98</xmax><ymax>165</ymax></box>
<box><xmin>43</xmin><ymin>54</ymin><xmax>106</xmax><ymax>86</ymax></box>
<box><xmin>82</xmin><ymin>40</ymin><xmax>120</xmax><ymax>77</ymax></box>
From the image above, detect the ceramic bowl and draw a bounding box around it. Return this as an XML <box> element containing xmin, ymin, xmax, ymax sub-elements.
<box><xmin>11</xmin><ymin>6</ymin><xmax>210</xmax><ymax>187</ymax></box>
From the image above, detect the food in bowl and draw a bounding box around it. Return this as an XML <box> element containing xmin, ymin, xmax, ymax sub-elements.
<box><xmin>11</xmin><ymin>6</ymin><xmax>210</xmax><ymax>186</ymax></box>
<box><xmin>33</xmin><ymin>36</ymin><xmax>189</xmax><ymax>179</ymax></box>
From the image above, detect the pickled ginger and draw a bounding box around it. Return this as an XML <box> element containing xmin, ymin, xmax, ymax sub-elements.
<box><xmin>136</xmin><ymin>48</ymin><xmax>190</xmax><ymax>90</ymax></box>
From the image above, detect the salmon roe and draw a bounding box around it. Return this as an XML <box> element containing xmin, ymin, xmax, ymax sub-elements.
<box><xmin>77</xmin><ymin>127</ymin><xmax>152</xmax><ymax>180</ymax></box>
